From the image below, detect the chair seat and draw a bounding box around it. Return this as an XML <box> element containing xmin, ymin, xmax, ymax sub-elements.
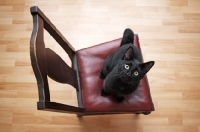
<box><xmin>76</xmin><ymin>35</ymin><xmax>154</xmax><ymax>114</ymax></box>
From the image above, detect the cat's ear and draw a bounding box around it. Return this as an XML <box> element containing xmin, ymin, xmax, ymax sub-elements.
<box><xmin>140</xmin><ymin>61</ymin><xmax>155</xmax><ymax>74</ymax></box>
<box><xmin>123</xmin><ymin>47</ymin><xmax>134</xmax><ymax>60</ymax></box>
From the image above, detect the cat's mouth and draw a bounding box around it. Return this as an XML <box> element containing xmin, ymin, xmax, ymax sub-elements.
<box><xmin>120</xmin><ymin>77</ymin><xmax>132</xmax><ymax>83</ymax></box>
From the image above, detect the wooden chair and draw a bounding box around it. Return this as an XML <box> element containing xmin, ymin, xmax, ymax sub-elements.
<box><xmin>30</xmin><ymin>6</ymin><xmax>154</xmax><ymax>116</ymax></box>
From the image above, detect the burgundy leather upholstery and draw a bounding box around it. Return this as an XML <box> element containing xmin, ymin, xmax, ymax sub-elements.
<box><xmin>76</xmin><ymin>35</ymin><xmax>154</xmax><ymax>113</ymax></box>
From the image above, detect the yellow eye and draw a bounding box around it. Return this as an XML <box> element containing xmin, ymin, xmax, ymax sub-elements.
<box><xmin>124</xmin><ymin>64</ymin><xmax>129</xmax><ymax>69</ymax></box>
<box><xmin>134</xmin><ymin>71</ymin><xmax>139</xmax><ymax>76</ymax></box>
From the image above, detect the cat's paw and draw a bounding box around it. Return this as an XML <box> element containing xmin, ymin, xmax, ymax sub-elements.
<box><xmin>99</xmin><ymin>71</ymin><xmax>106</xmax><ymax>79</ymax></box>
<box><xmin>101</xmin><ymin>89</ymin><xmax>110</xmax><ymax>96</ymax></box>
<box><xmin>116</xmin><ymin>96</ymin><xmax>125</xmax><ymax>102</ymax></box>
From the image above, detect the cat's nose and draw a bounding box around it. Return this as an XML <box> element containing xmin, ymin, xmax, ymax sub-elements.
<box><xmin>126</xmin><ymin>72</ymin><xmax>131</xmax><ymax>76</ymax></box>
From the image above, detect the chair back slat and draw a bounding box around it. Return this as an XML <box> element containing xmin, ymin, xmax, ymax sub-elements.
<box><xmin>46</xmin><ymin>48</ymin><xmax>77</xmax><ymax>87</ymax></box>
<box><xmin>30</xmin><ymin>14</ymin><xmax>50</xmax><ymax>101</ymax></box>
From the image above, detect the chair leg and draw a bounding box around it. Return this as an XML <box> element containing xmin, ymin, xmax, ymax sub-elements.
<box><xmin>142</xmin><ymin>112</ymin><xmax>151</xmax><ymax>115</ymax></box>
<box><xmin>77</xmin><ymin>114</ymin><xmax>83</xmax><ymax>117</ymax></box>
<box><xmin>135</xmin><ymin>112</ymin><xmax>151</xmax><ymax>115</ymax></box>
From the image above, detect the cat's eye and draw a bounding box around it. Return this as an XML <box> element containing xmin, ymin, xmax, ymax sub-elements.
<box><xmin>134</xmin><ymin>71</ymin><xmax>139</xmax><ymax>76</ymax></box>
<box><xmin>124</xmin><ymin>64</ymin><xmax>129</xmax><ymax>70</ymax></box>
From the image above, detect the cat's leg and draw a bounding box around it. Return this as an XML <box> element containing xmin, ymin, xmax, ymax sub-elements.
<box><xmin>101</xmin><ymin>89</ymin><xmax>110</xmax><ymax>96</ymax></box>
<box><xmin>115</xmin><ymin>92</ymin><xmax>124</xmax><ymax>102</ymax></box>
<box><xmin>99</xmin><ymin>70</ymin><xmax>106</xmax><ymax>79</ymax></box>
<box><xmin>101</xmin><ymin>70</ymin><xmax>113</xmax><ymax>96</ymax></box>
<box><xmin>101</xmin><ymin>79</ymin><xmax>111</xmax><ymax>96</ymax></box>
<box><xmin>101</xmin><ymin>85</ymin><xmax>111</xmax><ymax>96</ymax></box>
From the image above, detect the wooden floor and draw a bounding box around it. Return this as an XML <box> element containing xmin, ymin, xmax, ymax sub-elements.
<box><xmin>0</xmin><ymin>0</ymin><xmax>200</xmax><ymax>132</ymax></box>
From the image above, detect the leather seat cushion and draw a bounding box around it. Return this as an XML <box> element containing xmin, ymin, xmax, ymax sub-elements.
<box><xmin>76</xmin><ymin>35</ymin><xmax>154</xmax><ymax>113</ymax></box>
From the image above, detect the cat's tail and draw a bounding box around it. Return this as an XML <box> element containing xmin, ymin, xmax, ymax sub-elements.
<box><xmin>120</xmin><ymin>28</ymin><xmax>134</xmax><ymax>46</ymax></box>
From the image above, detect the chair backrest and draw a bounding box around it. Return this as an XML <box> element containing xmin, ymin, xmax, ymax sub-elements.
<box><xmin>30</xmin><ymin>6</ymin><xmax>78</xmax><ymax>102</ymax></box>
<box><xmin>30</xmin><ymin>6</ymin><xmax>84</xmax><ymax>115</ymax></box>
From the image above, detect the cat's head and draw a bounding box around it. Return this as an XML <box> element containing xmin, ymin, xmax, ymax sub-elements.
<box><xmin>118</xmin><ymin>47</ymin><xmax>154</xmax><ymax>83</ymax></box>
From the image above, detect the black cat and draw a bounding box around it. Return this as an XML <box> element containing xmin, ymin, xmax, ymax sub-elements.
<box><xmin>99</xmin><ymin>28</ymin><xmax>154</xmax><ymax>102</ymax></box>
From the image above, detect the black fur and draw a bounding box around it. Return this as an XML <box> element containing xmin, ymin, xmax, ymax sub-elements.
<box><xmin>120</xmin><ymin>28</ymin><xmax>134</xmax><ymax>46</ymax></box>
<box><xmin>100</xmin><ymin>28</ymin><xmax>155</xmax><ymax>102</ymax></box>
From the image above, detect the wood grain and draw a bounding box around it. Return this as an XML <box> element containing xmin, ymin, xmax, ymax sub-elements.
<box><xmin>0</xmin><ymin>0</ymin><xmax>200</xmax><ymax>132</ymax></box>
